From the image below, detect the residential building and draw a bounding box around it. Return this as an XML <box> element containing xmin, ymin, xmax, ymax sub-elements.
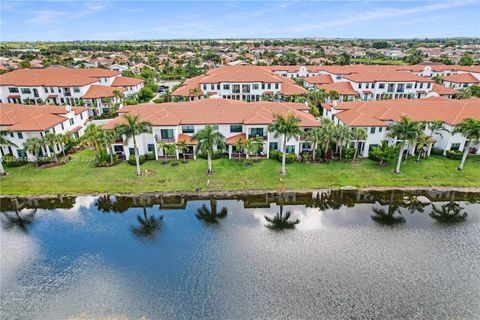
<box><xmin>0</xmin><ymin>103</ymin><xmax>89</xmax><ymax>160</ymax></box>
<box><xmin>442</xmin><ymin>73</ymin><xmax>480</xmax><ymax>89</ymax></box>
<box><xmin>103</xmin><ymin>98</ymin><xmax>318</xmax><ymax>160</ymax></box>
<box><xmin>171</xmin><ymin>65</ymin><xmax>307</xmax><ymax>101</ymax></box>
<box><xmin>323</xmin><ymin>97</ymin><xmax>480</xmax><ymax>157</ymax></box>
<box><xmin>0</xmin><ymin>68</ymin><xmax>144</xmax><ymax>116</ymax></box>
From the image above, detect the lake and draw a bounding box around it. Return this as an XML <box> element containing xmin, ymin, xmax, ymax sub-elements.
<box><xmin>1</xmin><ymin>190</ymin><xmax>479</xmax><ymax>319</ymax></box>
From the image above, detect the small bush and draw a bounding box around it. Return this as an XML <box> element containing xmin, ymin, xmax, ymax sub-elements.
<box><xmin>3</xmin><ymin>155</ymin><xmax>27</xmax><ymax>167</ymax></box>
<box><xmin>285</xmin><ymin>153</ymin><xmax>297</xmax><ymax>163</ymax></box>
<box><xmin>446</xmin><ymin>150</ymin><xmax>463</xmax><ymax>160</ymax></box>
<box><xmin>300</xmin><ymin>152</ymin><xmax>312</xmax><ymax>163</ymax></box>
<box><xmin>269</xmin><ymin>151</ymin><xmax>281</xmax><ymax>160</ymax></box>
<box><xmin>171</xmin><ymin>161</ymin><xmax>180</xmax><ymax>166</ymax></box>
<box><xmin>37</xmin><ymin>157</ymin><xmax>54</xmax><ymax>166</ymax></box>
<box><xmin>430</xmin><ymin>147</ymin><xmax>444</xmax><ymax>156</ymax></box>
<box><xmin>342</xmin><ymin>148</ymin><xmax>355</xmax><ymax>160</ymax></box>
<box><xmin>198</xmin><ymin>150</ymin><xmax>223</xmax><ymax>159</ymax></box>
<box><xmin>128</xmin><ymin>155</ymin><xmax>145</xmax><ymax>165</ymax></box>
<box><xmin>145</xmin><ymin>153</ymin><xmax>156</xmax><ymax>161</ymax></box>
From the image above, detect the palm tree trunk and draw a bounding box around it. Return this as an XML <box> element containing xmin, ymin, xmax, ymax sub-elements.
<box><xmin>312</xmin><ymin>141</ymin><xmax>316</xmax><ymax>161</ymax></box>
<box><xmin>395</xmin><ymin>145</ymin><xmax>404</xmax><ymax>174</ymax></box>
<box><xmin>353</xmin><ymin>141</ymin><xmax>358</xmax><ymax>160</ymax></box>
<box><xmin>281</xmin><ymin>135</ymin><xmax>287</xmax><ymax>175</ymax></box>
<box><xmin>339</xmin><ymin>145</ymin><xmax>343</xmax><ymax>160</ymax></box>
<box><xmin>133</xmin><ymin>136</ymin><xmax>141</xmax><ymax>176</ymax></box>
<box><xmin>207</xmin><ymin>151</ymin><xmax>212</xmax><ymax>174</ymax></box>
<box><xmin>458</xmin><ymin>143</ymin><xmax>470</xmax><ymax>171</ymax></box>
<box><xmin>0</xmin><ymin>159</ymin><xmax>5</xmax><ymax>176</ymax></box>
<box><xmin>416</xmin><ymin>148</ymin><xmax>422</xmax><ymax>162</ymax></box>
<box><xmin>61</xmin><ymin>143</ymin><xmax>66</xmax><ymax>158</ymax></box>
<box><xmin>109</xmin><ymin>146</ymin><xmax>114</xmax><ymax>165</ymax></box>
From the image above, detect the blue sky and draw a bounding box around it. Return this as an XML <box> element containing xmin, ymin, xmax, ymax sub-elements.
<box><xmin>1</xmin><ymin>1</ymin><xmax>479</xmax><ymax>41</ymax></box>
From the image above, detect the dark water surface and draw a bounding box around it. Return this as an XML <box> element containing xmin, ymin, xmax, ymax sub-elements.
<box><xmin>1</xmin><ymin>190</ymin><xmax>479</xmax><ymax>320</ymax></box>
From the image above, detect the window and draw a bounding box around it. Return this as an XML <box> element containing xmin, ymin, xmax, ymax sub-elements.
<box><xmin>275</xmin><ymin>83</ymin><xmax>279</xmax><ymax>89</ymax></box>
<box><xmin>114</xmin><ymin>145</ymin><xmax>123</xmax><ymax>152</ymax></box>
<box><xmin>147</xmin><ymin>144</ymin><xmax>155</xmax><ymax>152</ymax></box>
<box><xmin>269</xmin><ymin>142</ymin><xmax>278</xmax><ymax>150</ymax></box>
<box><xmin>378</xmin><ymin>83</ymin><xmax>385</xmax><ymax>89</ymax></box>
<box><xmin>223</xmin><ymin>84</ymin><xmax>230</xmax><ymax>90</ymax></box>
<box><xmin>160</xmin><ymin>129</ymin><xmax>174</xmax><ymax>140</ymax></box>
<box><xmin>406</xmin><ymin>83</ymin><xmax>413</xmax><ymax>89</ymax></box>
<box><xmin>261</xmin><ymin>83</ymin><xmax>265</xmax><ymax>90</ymax></box>
<box><xmin>21</xmin><ymin>88</ymin><xmax>31</xmax><ymax>94</ymax></box>
<box><xmin>182</xmin><ymin>125</ymin><xmax>194</xmax><ymax>133</ymax></box>
<box><xmin>44</xmin><ymin>87</ymin><xmax>49</xmax><ymax>93</ymax></box>
<box><xmin>17</xmin><ymin>132</ymin><xmax>23</xmax><ymax>139</ymax></box>
<box><xmin>80</xmin><ymin>113</ymin><xmax>83</xmax><ymax>120</ymax></box>
<box><xmin>212</xmin><ymin>125</ymin><xmax>219</xmax><ymax>130</ymax></box>
<box><xmin>8</xmin><ymin>87</ymin><xmax>19</xmax><ymax>93</ymax></box>
<box><xmin>129</xmin><ymin>147</ymin><xmax>135</xmax><ymax>155</ymax></box>
<box><xmin>252</xmin><ymin>84</ymin><xmax>259</xmax><ymax>90</ymax></box>
<box><xmin>230</xmin><ymin>124</ymin><xmax>242</xmax><ymax>133</ymax></box>
<box><xmin>370</xmin><ymin>127</ymin><xmax>376</xmax><ymax>134</ymax></box>
<box><xmin>217</xmin><ymin>84</ymin><xmax>220</xmax><ymax>90</ymax></box>
<box><xmin>210</xmin><ymin>84</ymin><xmax>215</xmax><ymax>90</ymax></box>
<box><xmin>69</xmin><ymin>118</ymin><xmax>74</xmax><ymax>125</ymax></box>
<box><xmin>17</xmin><ymin>149</ymin><xmax>26</xmax><ymax>157</ymax></box>
<box><xmin>50</xmin><ymin>87</ymin><xmax>55</xmax><ymax>93</ymax></box>
<box><xmin>73</xmin><ymin>87</ymin><xmax>80</xmax><ymax>93</ymax></box>
<box><xmin>232</xmin><ymin>85</ymin><xmax>240</xmax><ymax>93</ymax></box>
<box><xmin>450</xmin><ymin>143</ymin><xmax>461</xmax><ymax>151</ymax></box>
<box><xmin>202</xmin><ymin>84</ymin><xmax>207</xmax><ymax>90</ymax></box>
<box><xmin>242</xmin><ymin>84</ymin><xmax>250</xmax><ymax>93</ymax></box>
<box><xmin>250</xmin><ymin>128</ymin><xmax>264</xmax><ymax>137</ymax></box>
<box><xmin>267</xmin><ymin>83</ymin><xmax>271</xmax><ymax>89</ymax></box>
<box><xmin>379</xmin><ymin>127</ymin><xmax>383</xmax><ymax>132</ymax></box>
<box><xmin>61</xmin><ymin>123</ymin><xmax>64</xmax><ymax>130</ymax></box>
<box><xmin>285</xmin><ymin>145</ymin><xmax>295</xmax><ymax>153</ymax></box>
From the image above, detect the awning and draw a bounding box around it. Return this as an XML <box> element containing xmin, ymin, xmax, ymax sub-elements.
<box><xmin>362</xmin><ymin>90</ymin><xmax>373</xmax><ymax>94</ymax></box>
<box><xmin>177</xmin><ymin>133</ymin><xmax>197</xmax><ymax>145</ymax></box>
<box><xmin>416</xmin><ymin>90</ymin><xmax>427</xmax><ymax>94</ymax></box>
<box><xmin>226</xmin><ymin>133</ymin><xmax>247</xmax><ymax>145</ymax></box>
<box><xmin>264</xmin><ymin>91</ymin><xmax>274</xmax><ymax>95</ymax></box>
<box><xmin>47</xmin><ymin>94</ymin><xmax>58</xmax><ymax>98</ymax></box>
<box><xmin>7</xmin><ymin>95</ymin><xmax>20</xmax><ymax>99</ymax></box>
<box><xmin>67</xmin><ymin>126</ymin><xmax>81</xmax><ymax>135</ymax></box>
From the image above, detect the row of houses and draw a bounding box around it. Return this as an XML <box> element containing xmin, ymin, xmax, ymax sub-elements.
<box><xmin>0</xmin><ymin>67</ymin><xmax>145</xmax><ymax>116</ymax></box>
<box><xmin>1</xmin><ymin>96</ymin><xmax>479</xmax><ymax>161</ymax></box>
<box><xmin>171</xmin><ymin>64</ymin><xmax>480</xmax><ymax>102</ymax></box>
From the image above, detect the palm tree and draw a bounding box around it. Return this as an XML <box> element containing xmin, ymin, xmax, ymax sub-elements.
<box><xmin>0</xmin><ymin>131</ymin><xmax>18</xmax><ymax>175</ymax></box>
<box><xmin>387</xmin><ymin>116</ymin><xmax>423</xmax><ymax>174</ymax></box>
<box><xmin>402</xmin><ymin>195</ymin><xmax>429</xmax><ymax>214</ymax></box>
<box><xmin>268</xmin><ymin>113</ymin><xmax>302</xmax><ymax>175</ymax></box>
<box><xmin>24</xmin><ymin>137</ymin><xmax>43</xmax><ymax>165</ymax></box>
<box><xmin>305</xmin><ymin>127</ymin><xmax>323</xmax><ymax>161</ymax></box>
<box><xmin>131</xmin><ymin>202</ymin><xmax>163</xmax><ymax>240</ymax></box>
<box><xmin>177</xmin><ymin>140</ymin><xmax>189</xmax><ymax>163</ymax></box>
<box><xmin>351</xmin><ymin>128</ymin><xmax>368</xmax><ymax>160</ymax></box>
<box><xmin>80</xmin><ymin>124</ymin><xmax>102</xmax><ymax>164</ymax></box>
<box><xmin>334</xmin><ymin>125</ymin><xmax>351</xmax><ymax>160</ymax></box>
<box><xmin>244</xmin><ymin>137</ymin><xmax>263</xmax><ymax>159</ymax></box>
<box><xmin>265</xmin><ymin>204</ymin><xmax>299</xmax><ymax>230</ymax></box>
<box><xmin>98</xmin><ymin>129</ymin><xmax>119</xmax><ymax>165</ymax></box>
<box><xmin>234</xmin><ymin>138</ymin><xmax>245</xmax><ymax>161</ymax></box>
<box><xmin>452</xmin><ymin>118</ymin><xmax>480</xmax><ymax>171</ymax></box>
<box><xmin>1</xmin><ymin>209</ymin><xmax>37</xmax><ymax>233</ymax></box>
<box><xmin>371</xmin><ymin>190</ymin><xmax>405</xmax><ymax>225</ymax></box>
<box><xmin>306</xmin><ymin>89</ymin><xmax>328</xmax><ymax>117</ymax></box>
<box><xmin>320</xmin><ymin>118</ymin><xmax>335</xmax><ymax>161</ymax></box>
<box><xmin>192</xmin><ymin>125</ymin><xmax>225</xmax><ymax>174</ymax></box>
<box><xmin>430</xmin><ymin>202</ymin><xmax>467</xmax><ymax>223</ymax></box>
<box><xmin>195</xmin><ymin>197</ymin><xmax>228</xmax><ymax>223</ymax></box>
<box><xmin>42</xmin><ymin>132</ymin><xmax>60</xmax><ymax>162</ymax></box>
<box><xmin>158</xmin><ymin>141</ymin><xmax>173</xmax><ymax>162</ymax></box>
<box><xmin>415</xmin><ymin>134</ymin><xmax>434</xmax><ymax>162</ymax></box>
<box><xmin>57</xmin><ymin>133</ymin><xmax>70</xmax><ymax>159</ymax></box>
<box><xmin>115</xmin><ymin>114</ymin><xmax>152</xmax><ymax>176</ymax></box>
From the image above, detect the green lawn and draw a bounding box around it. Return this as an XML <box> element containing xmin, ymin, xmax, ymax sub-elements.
<box><xmin>351</xmin><ymin>58</ymin><xmax>408</xmax><ymax>65</ymax></box>
<box><xmin>1</xmin><ymin>150</ymin><xmax>479</xmax><ymax>196</ymax></box>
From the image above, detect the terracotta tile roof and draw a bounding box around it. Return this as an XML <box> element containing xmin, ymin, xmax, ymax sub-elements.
<box><xmin>177</xmin><ymin>133</ymin><xmax>197</xmax><ymax>145</ymax></box>
<box><xmin>81</xmin><ymin>85</ymin><xmax>126</xmax><ymax>99</ymax></box>
<box><xmin>111</xmin><ymin>76</ymin><xmax>144</xmax><ymax>87</ymax></box>
<box><xmin>333</xmin><ymin>97</ymin><xmax>480</xmax><ymax>127</ymax></box>
<box><xmin>318</xmin><ymin>82</ymin><xmax>358</xmax><ymax>95</ymax></box>
<box><xmin>105</xmin><ymin>98</ymin><xmax>320</xmax><ymax>129</ymax></box>
<box><xmin>172</xmin><ymin>65</ymin><xmax>306</xmax><ymax>97</ymax></box>
<box><xmin>301</xmin><ymin>74</ymin><xmax>333</xmax><ymax>85</ymax></box>
<box><xmin>67</xmin><ymin>126</ymin><xmax>81</xmax><ymax>134</ymax></box>
<box><xmin>0</xmin><ymin>67</ymin><xmax>120</xmax><ymax>87</ymax></box>
<box><xmin>431</xmin><ymin>83</ymin><xmax>459</xmax><ymax>95</ymax></box>
<box><xmin>0</xmin><ymin>103</ymin><xmax>87</xmax><ymax>131</ymax></box>
<box><xmin>443</xmin><ymin>73</ymin><xmax>480</xmax><ymax>83</ymax></box>
<box><xmin>226</xmin><ymin>133</ymin><xmax>246</xmax><ymax>144</ymax></box>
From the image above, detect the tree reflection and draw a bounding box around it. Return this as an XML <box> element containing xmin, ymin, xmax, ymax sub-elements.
<box><xmin>95</xmin><ymin>195</ymin><xmax>129</xmax><ymax>213</ymax></box>
<box><xmin>402</xmin><ymin>195</ymin><xmax>430</xmax><ymax>214</ymax></box>
<box><xmin>196</xmin><ymin>197</ymin><xmax>228</xmax><ymax>224</ymax></box>
<box><xmin>430</xmin><ymin>202</ymin><xmax>467</xmax><ymax>224</ymax></box>
<box><xmin>1</xmin><ymin>209</ymin><xmax>37</xmax><ymax>233</ymax></box>
<box><xmin>265</xmin><ymin>204</ymin><xmax>299</xmax><ymax>230</ymax></box>
<box><xmin>371</xmin><ymin>191</ymin><xmax>405</xmax><ymax>225</ymax></box>
<box><xmin>130</xmin><ymin>202</ymin><xmax>163</xmax><ymax>240</ymax></box>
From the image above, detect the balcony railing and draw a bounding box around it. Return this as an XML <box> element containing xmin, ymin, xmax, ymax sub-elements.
<box><xmin>248</xmin><ymin>134</ymin><xmax>267</xmax><ymax>140</ymax></box>
<box><xmin>157</xmin><ymin>137</ymin><xmax>175</xmax><ymax>143</ymax></box>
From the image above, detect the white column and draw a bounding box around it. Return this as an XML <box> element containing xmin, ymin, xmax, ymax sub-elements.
<box><xmin>228</xmin><ymin>145</ymin><xmax>232</xmax><ymax>159</ymax></box>
<box><xmin>152</xmin><ymin>131</ymin><xmax>159</xmax><ymax>160</ymax></box>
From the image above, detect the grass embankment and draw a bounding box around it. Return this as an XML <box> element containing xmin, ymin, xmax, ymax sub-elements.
<box><xmin>1</xmin><ymin>150</ymin><xmax>479</xmax><ymax>196</ymax></box>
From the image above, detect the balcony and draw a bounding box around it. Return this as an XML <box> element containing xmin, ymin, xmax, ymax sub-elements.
<box><xmin>157</xmin><ymin>137</ymin><xmax>175</xmax><ymax>143</ymax></box>
<box><xmin>248</xmin><ymin>134</ymin><xmax>267</xmax><ymax>140</ymax></box>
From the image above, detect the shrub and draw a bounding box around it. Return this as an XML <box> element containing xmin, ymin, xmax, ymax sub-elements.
<box><xmin>244</xmin><ymin>161</ymin><xmax>253</xmax><ymax>167</ymax></box>
<box><xmin>198</xmin><ymin>150</ymin><xmax>223</xmax><ymax>159</ymax></box>
<box><xmin>285</xmin><ymin>153</ymin><xmax>297</xmax><ymax>163</ymax></box>
<box><xmin>342</xmin><ymin>148</ymin><xmax>355</xmax><ymax>160</ymax></box>
<box><xmin>430</xmin><ymin>147</ymin><xmax>444</xmax><ymax>156</ymax></box>
<box><xmin>269</xmin><ymin>151</ymin><xmax>281</xmax><ymax>160</ymax></box>
<box><xmin>37</xmin><ymin>157</ymin><xmax>54</xmax><ymax>166</ymax></box>
<box><xmin>446</xmin><ymin>150</ymin><xmax>463</xmax><ymax>160</ymax></box>
<box><xmin>3</xmin><ymin>155</ymin><xmax>27</xmax><ymax>167</ymax></box>
<box><xmin>300</xmin><ymin>152</ymin><xmax>312</xmax><ymax>162</ymax></box>
<box><xmin>145</xmin><ymin>153</ymin><xmax>156</xmax><ymax>161</ymax></box>
<box><xmin>128</xmin><ymin>155</ymin><xmax>145</xmax><ymax>165</ymax></box>
<box><xmin>171</xmin><ymin>161</ymin><xmax>179</xmax><ymax>166</ymax></box>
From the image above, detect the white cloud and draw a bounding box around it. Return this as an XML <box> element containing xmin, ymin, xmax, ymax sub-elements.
<box><xmin>27</xmin><ymin>10</ymin><xmax>66</xmax><ymax>24</ymax></box>
<box><xmin>27</xmin><ymin>2</ymin><xmax>107</xmax><ymax>24</ymax></box>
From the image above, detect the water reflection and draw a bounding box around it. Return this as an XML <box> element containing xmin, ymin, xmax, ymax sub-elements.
<box><xmin>196</xmin><ymin>197</ymin><xmax>228</xmax><ymax>224</ymax></box>
<box><xmin>1</xmin><ymin>190</ymin><xmax>480</xmax><ymax>319</ymax></box>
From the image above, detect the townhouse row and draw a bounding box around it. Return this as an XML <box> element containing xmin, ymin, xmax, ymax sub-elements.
<box><xmin>0</xmin><ymin>67</ymin><xmax>144</xmax><ymax>116</ymax></box>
